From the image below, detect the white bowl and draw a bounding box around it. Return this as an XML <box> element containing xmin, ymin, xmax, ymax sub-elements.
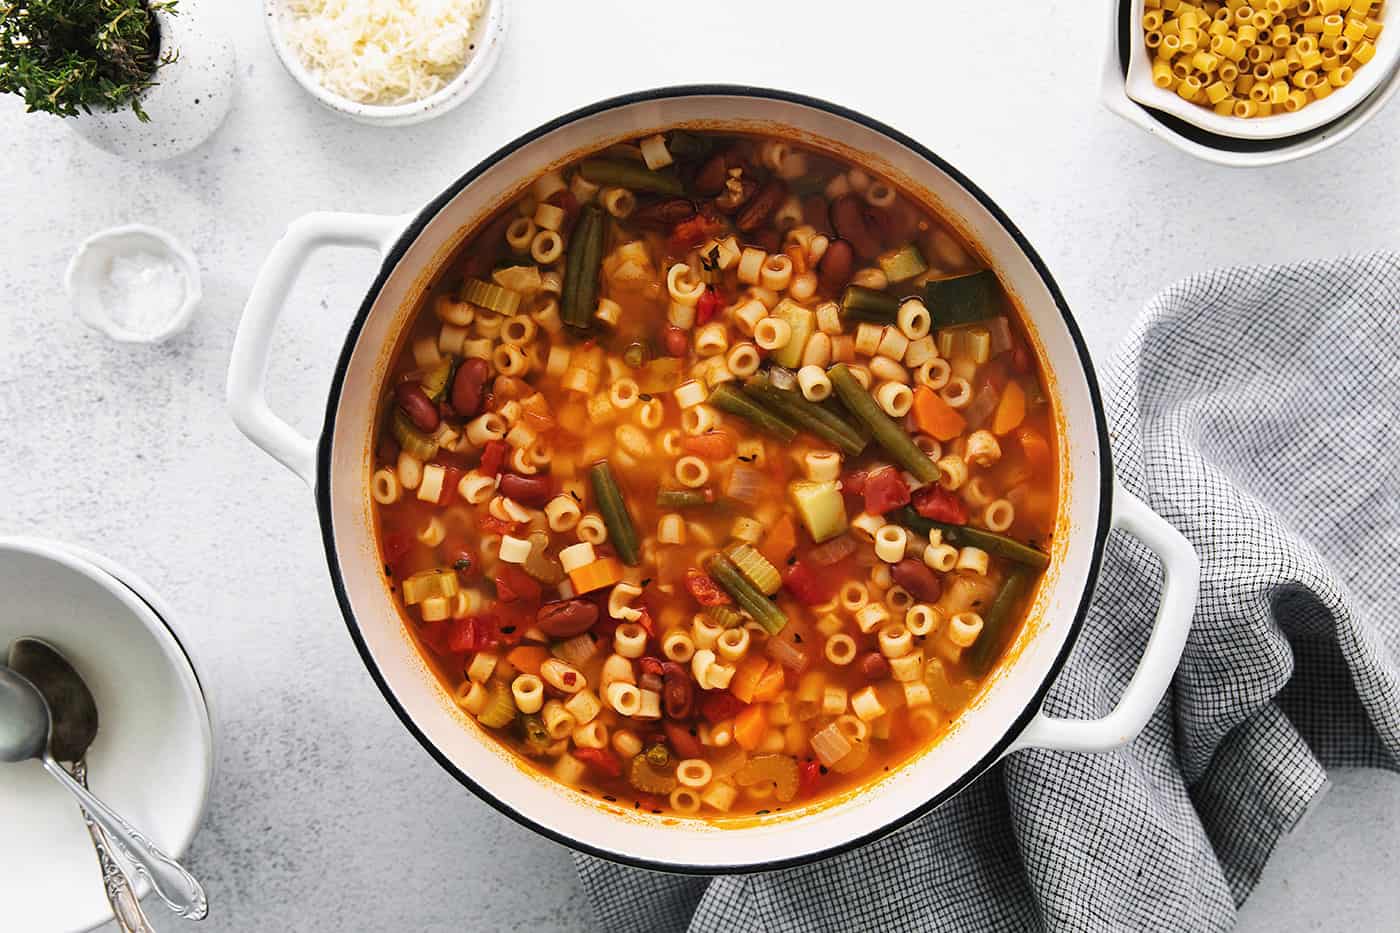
<box><xmin>1102</xmin><ymin>0</ymin><xmax>1400</xmax><ymax>164</ymax></box>
<box><xmin>263</xmin><ymin>0</ymin><xmax>507</xmax><ymax>127</ymax></box>
<box><xmin>0</xmin><ymin>538</ymin><xmax>213</xmax><ymax>933</ymax></box>
<box><xmin>64</xmin><ymin>224</ymin><xmax>202</xmax><ymax>344</ymax></box>
<box><xmin>228</xmin><ymin>87</ymin><xmax>1200</xmax><ymax>872</ymax></box>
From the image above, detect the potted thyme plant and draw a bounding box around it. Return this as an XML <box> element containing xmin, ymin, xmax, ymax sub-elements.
<box><xmin>0</xmin><ymin>0</ymin><xmax>235</xmax><ymax>160</ymax></box>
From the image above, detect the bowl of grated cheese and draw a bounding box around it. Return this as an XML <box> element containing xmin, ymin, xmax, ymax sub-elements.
<box><xmin>265</xmin><ymin>0</ymin><xmax>506</xmax><ymax>126</ymax></box>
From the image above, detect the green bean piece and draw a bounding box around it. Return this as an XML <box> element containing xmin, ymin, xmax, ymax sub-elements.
<box><xmin>708</xmin><ymin>383</ymin><xmax>798</xmax><ymax>442</ymax></box>
<box><xmin>666</xmin><ymin>132</ymin><xmax>714</xmax><ymax>160</ymax></box>
<box><xmin>589</xmin><ymin>461</ymin><xmax>641</xmax><ymax>566</ymax></box>
<box><xmin>922</xmin><ymin>270</ymin><xmax>1000</xmax><ymax>327</ymax></box>
<box><xmin>827</xmin><ymin>364</ymin><xmax>939</xmax><ymax>483</ymax></box>
<box><xmin>561</xmin><ymin>205</ymin><xmax>605</xmax><ymax>329</ymax></box>
<box><xmin>894</xmin><ymin>508</ymin><xmax>1051</xmax><ymax>570</ymax></box>
<box><xmin>656</xmin><ymin>488</ymin><xmax>716</xmax><ymax>508</ymax></box>
<box><xmin>840</xmin><ymin>285</ymin><xmax>900</xmax><ymax>323</ymax></box>
<box><xmin>579</xmin><ymin>159</ymin><xmax>685</xmax><ymax>196</ymax></box>
<box><xmin>517</xmin><ymin>713</ymin><xmax>552</xmax><ymax>755</ymax></box>
<box><xmin>742</xmin><ymin>377</ymin><xmax>867</xmax><ymax>457</ymax></box>
<box><xmin>967</xmin><ymin>568</ymin><xmax>1033</xmax><ymax>673</ymax></box>
<box><xmin>705</xmin><ymin>553</ymin><xmax>788</xmax><ymax>635</ymax></box>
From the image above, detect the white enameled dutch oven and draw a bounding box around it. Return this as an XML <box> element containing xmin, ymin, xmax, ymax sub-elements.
<box><xmin>227</xmin><ymin>86</ymin><xmax>1200</xmax><ymax>873</ymax></box>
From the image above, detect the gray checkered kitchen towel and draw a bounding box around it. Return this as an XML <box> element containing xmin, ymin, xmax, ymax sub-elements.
<box><xmin>575</xmin><ymin>253</ymin><xmax>1400</xmax><ymax>932</ymax></box>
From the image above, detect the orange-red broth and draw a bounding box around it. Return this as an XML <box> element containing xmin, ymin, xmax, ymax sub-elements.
<box><xmin>371</xmin><ymin>132</ymin><xmax>1059</xmax><ymax>820</ymax></box>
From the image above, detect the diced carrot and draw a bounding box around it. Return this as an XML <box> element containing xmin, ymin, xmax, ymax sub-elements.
<box><xmin>569</xmin><ymin>557</ymin><xmax>624</xmax><ymax>594</ymax></box>
<box><xmin>506</xmin><ymin>645</ymin><xmax>550</xmax><ymax>676</ymax></box>
<box><xmin>992</xmin><ymin>381</ymin><xmax>1027</xmax><ymax>436</ymax></box>
<box><xmin>734</xmin><ymin>704</ymin><xmax>768</xmax><ymax>751</ymax></box>
<box><xmin>911</xmin><ymin>386</ymin><xmax>966</xmax><ymax>441</ymax></box>
<box><xmin>1017</xmin><ymin>427</ymin><xmax>1053</xmax><ymax>477</ymax></box>
<box><xmin>681</xmin><ymin>430</ymin><xmax>736</xmax><ymax>461</ymax></box>
<box><xmin>729</xmin><ymin>656</ymin><xmax>770</xmax><ymax>704</ymax></box>
<box><xmin>758</xmin><ymin>513</ymin><xmax>797</xmax><ymax>568</ymax></box>
<box><xmin>751</xmin><ymin>663</ymin><xmax>786</xmax><ymax>703</ymax></box>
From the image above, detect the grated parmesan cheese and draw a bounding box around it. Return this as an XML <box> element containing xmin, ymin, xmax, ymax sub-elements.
<box><xmin>282</xmin><ymin>0</ymin><xmax>487</xmax><ymax>106</ymax></box>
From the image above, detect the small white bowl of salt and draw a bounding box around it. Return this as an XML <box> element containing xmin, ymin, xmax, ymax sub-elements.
<box><xmin>65</xmin><ymin>224</ymin><xmax>202</xmax><ymax>343</ymax></box>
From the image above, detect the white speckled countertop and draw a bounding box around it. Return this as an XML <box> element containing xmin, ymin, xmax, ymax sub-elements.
<box><xmin>2</xmin><ymin>2</ymin><xmax>1397</xmax><ymax>930</ymax></box>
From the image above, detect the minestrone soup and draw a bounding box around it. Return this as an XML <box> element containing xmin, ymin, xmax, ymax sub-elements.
<box><xmin>371</xmin><ymin>130</ymin><xmax>1059</xmax><ymax>819</ymax></box>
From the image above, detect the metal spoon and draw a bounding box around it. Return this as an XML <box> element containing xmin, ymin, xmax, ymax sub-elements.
<box><xmin>0</xmin><ymin>665</ymin><xmax>208</xmax><ymax>920</ymax></box>
<box><xmin>8</xmin><ymin>638</ymin><xmax>154</xmax><ymax>932</ymax></box>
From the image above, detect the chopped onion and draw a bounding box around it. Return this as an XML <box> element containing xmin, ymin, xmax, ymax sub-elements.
<box><xmin>806</xmin><ymin>533</ymin><xmax>856</xmax><ymax>566</ymax></box>
<box><xmin>726</xmin><ymin>465</ymin><xmax>764</xmax><ymax>504</ymax></box>
<box><xmin>768</xmin><ymin>366</ymin><xmax>797</xmax><ymax>391</ymax></box>
<box><xmin>551</xmin><ymin>633</ymin><xmax>599</xmax><ymax>668</ymax></box>
<box><xmin>765</xmin><ymin>637</ymin><xmax>810</xmax><ymax>672</ymax></box>
<box><xmin>810</xmin><ymin>722</ymin><xmax>852</xmax><ymax>767</ymax></box>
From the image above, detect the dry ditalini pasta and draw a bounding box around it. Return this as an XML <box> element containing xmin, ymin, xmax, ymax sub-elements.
<box><xmin>1144</xmin><ymin>0</ymin><xmax>1387</xmax><ymax>116</ymax></box>
<box><xmin>373</xmin><ymin>130</ymin><xmax>1059</xmax><ymax>819</ymax></box>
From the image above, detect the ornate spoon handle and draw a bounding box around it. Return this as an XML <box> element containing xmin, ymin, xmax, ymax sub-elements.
<box><xmin>73</xmin><ymin>759</ymin><xmax>157</xmax><ymax>933</ymax></box>
<box><xmin>43</xmin><ymin>756</ymin><xmax>208</xmax><ymax>920</ymax></box>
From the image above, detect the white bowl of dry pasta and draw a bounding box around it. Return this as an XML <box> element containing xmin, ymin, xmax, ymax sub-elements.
<box><xmin>228</xmin><ymin>86</ymin><xmax>1201</xmax><ymax>872</ymax></box>
<box><xmin>263</xmin><ymin>0</ymin><xmax>507</xmax><ymax>126</ymax></box>
<box><xmin>1125</xmin><ymin>0</ymin><xmax>1397</xmax><ymax>139</ymax></box>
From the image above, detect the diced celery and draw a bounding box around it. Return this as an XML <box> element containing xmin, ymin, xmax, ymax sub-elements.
<box><xmin>773</xmin><ymin>299</ymin><xmax>814</xmax><ymax>369</ymax></box>
<box><xmin>419</xmin><ymin>357</ymin><xmax>453</xmax><ymax>400</ymax></box>
<box><xmin>402</xmin><ymin>569</ymin><xmax>459</xmax><ymax>605</ymax></box>
<box><xmin>789</xmin><ymin>480</ymin><xmax>847</xmax><ymax>544</ymax></box>
<box><xmin>461</xmin><ymin>277</ymin><xmax>522</xmax><ymax>315</ymax></box>
<box><xmin>392</xmin><ymin>410</ymin><xmax>440</xmax><ymax>461</ymax></box>
<box><xmin>725</xmin><ymin>543</ymin><xmax>781</xmax><ymax>595</ymax></box>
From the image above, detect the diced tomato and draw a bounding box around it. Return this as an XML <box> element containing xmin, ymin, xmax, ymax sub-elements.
<box><xmin>842</xmin><ymin>469</ymin><xmax>869</xmax><ymax>496</ymax></box>
<box><xmin>376</xmin><ymin>436</ymin><xmax>400</xmax><ymax>465</ymax></box>
<box><xmin>684</xmin><ymin>569</ymin><xmax>732</xmax><ymax>607</ymax></box>
<box><xmin>695</xmin><ymin>288</ymin><xmax>722</xmax><ymax>326</ymax></box>
<box><xmin>798</xmin><ymin>759</ymin><xmax>822</xmax><ymax>797</ymax></box>
<box><xmin>479</xmin><ymin>514</ymin><xmax>518</xmax><ymax>536</ymax></box>
<box><xmin>422</xmin><ymin>614</ymin><xmax>499</xmax><ymax>656</ymax></box>
<box><xmin>479</xmin><ymin>440</ymin><xmax>508</xmax><ymax>476</ymax></box>
<box><xmin>381</xmin><ymin>531</ymin><xmax>413</xmax><ymax>572</ymax></box>
<box><xmin>699</xmin><ymin>690</ymin><xmax>749</xmax><ymax>724</ymax></box>
<box><xmin>911</xmin><ymin>485</ymin><xmax>969</xmax><ymax>525</ymax></box>
<box><xmin>546</xmin><ymin>189</ymin><xmax>580</xmax><ymax>235</ymax></box>
<box><xmin>495</xmin><ymin>564</ymin><xmax>542</xmax><ymax>604</ymax></box>
<box><xmin>862</xmin><ymin>466</ymin><xmax>911</xmax><ymax>515</ymax></box>
<box><xmin>572</xmin><ymin>746</ymin><xmax>623</xmax><ymax>779</ymax></box>
<box><xmin>637</xmin><ymin>657</ymin><xmax>665</xmax><ymax>677</ymax></box>
<box><xmin>669</xmin><ymin>213</ymin><xmax>725</xmax><ymax>253</ymax></box>
<box><xmin>634</xmin><ymin>608</ymin><xmax>657</xmax><ymax>637</ymax></box>
<box><xmin>681</xmin><ymin>430</ymin><xmax>736</xmax><ymax>460</ymax></box>
<box><xmin>664</xmin><ymin>721</ymin><xmax>705</xmax><ymax>760</ymax></box>
<box><xmin>782</xmin><ymin>560</ymin><xmax>836</xmax><ymax>606</ymax></box>
<box><xmin>436</xmin><ymin>466</ymin><xmax>464</xmax><ymax>506</ymax></box>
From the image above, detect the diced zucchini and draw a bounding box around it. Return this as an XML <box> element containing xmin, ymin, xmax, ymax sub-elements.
<box><xmin>391</xmin><ymin>410</ymin><xmax>440</xmax><ymax>461</ymax></box>
<box><xmin>922</xmin><ymin>270</ymin><xmax>999</xmax><ymax>327</ymax></box>
<box><xmin>492</xmin><ymin>265</ymin><xmax>542</xmax><ymax>297</ymax></box>
<box><xmin>877</xmin><ymin>243</ymin><xmax>927</xmax><ymax>283</ymax></box>
<box><xmin>461</xmin><ymin>277</ymin><xmax>522</xmax><ymax>315</ymax></box>
<box><xmin>402</xmin><ymin>569</ymin><xmax>459</xmax><ymax>605</ymax></box>
<box><xmin>419</xmin><ymin>357</ymin><xmax>453</xmax><ymax>401</ymax></box>
<box><xmin>476</xmin><ymin>682</ymin><xmax>517</xmax><ymax>729</ymax></box>
<box><xmin>773</xmin><ymin>299</ymin><xmax>814</xmax><ymax>369</ymax></box>
<box><xmin>789</xmin><ymin>480</ymin><xmax>847</xmax><ymax>544</ymax></box>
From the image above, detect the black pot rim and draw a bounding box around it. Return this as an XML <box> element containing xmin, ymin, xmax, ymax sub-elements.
<box><xmin>313</xmin><ymin>84</ymin><xmax>1115</xmax><ymax>876</ymax></box>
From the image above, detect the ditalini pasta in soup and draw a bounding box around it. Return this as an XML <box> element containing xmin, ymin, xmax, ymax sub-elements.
<box><xmin>371</xmin><ymin>131</ymin><xmax>1059</xmax><ymax>819</ymax></box>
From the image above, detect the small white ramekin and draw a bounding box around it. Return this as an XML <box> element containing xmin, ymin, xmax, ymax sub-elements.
<box><xmin>263</xmin><ymin>0</ymin><xmax>507</xmax><ymax>127</ymax></box>
<box><xmin>64</xmin><ymin>224</ymin><xmax>202</xmax><ymax>344</ymax></box>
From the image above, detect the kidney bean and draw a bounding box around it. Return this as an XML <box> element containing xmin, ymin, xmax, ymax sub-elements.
<box><xmin>451</xmin><ymin>357</ymin><xmax>491</xmax><ymax>418</ymax></box>
<box><xmin>663</xmin><ymin>324</ymin><xmax>689</xmax><ymax>358</ymax></box>
<box><xmin>394</xmin><ymin>381</ymin><xmax>439</xmax><ymax>432</ymax></box>
<box><xmin>665</xmin><ymin>721</ymin><xmax>704</xmax><ymax>758</ymax></box>
<box><xmin>817</xmin><ymin>238</ymin><xmax>855</xmax><ymax>294</ymax></box>
<box><xmin>736</xmin><ymin>180</ymin><xmax>787</xmax><ymax>232</ymax></box>
<box><xmin>498</xmin><ymin>473</ymin><xmax>552</xmax><ymax>507</ymax></box>
<box><xmin>830</xmin><ymin>194</ymin><xmax>886</xmax><ymax>259</ymax></box>
<box><xmin>693</xmin><ymin>151</ymin><xmax>732</xmax><ymax>196</ymax></box>
<box><xmin>376</xmin><ymin>435</ymin><xmax>400</xmax><ymax>465</ymax></box>
<box><xmin>536</xmin><ymin>599</ymin><xmax>598</xmax><ymax>638</ymax></box>
<box><xmin>633</xmin><ymin>197</ymin><xmax>696</xmax><ymax>227</ymax></box>
<box><xmin>640</xmin><ymin>672</ymin><xmax>664</xmax><ymax>693</ymax></box>
<box><xmin>713</xmin><ymin>177</ymin><xmax>758</xmax><ymax>214</ymax></box>
<box><xmin>891</xmin><ymin>558</ymin><xmax>943</xmax><ymax>603</ymax></box>
<box><xmin>662</xmin><ymin>666</ymin><xmax>694</xmax><ymax>720</ymax></box>
<box><xmin>859</xmin><ymin>652</ymin><xmax>891</xmax><ymax>680</ymax></box>
<box><xmin>802</xmin><ymin>193</ymin><xmax>832</xmax><ymax>233</ymax></box>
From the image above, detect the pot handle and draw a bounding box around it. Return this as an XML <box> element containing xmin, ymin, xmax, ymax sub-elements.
<box><xmin>1010</xmin><ymin>483</ymin><xmax>1199</xmax><ymax>754</ymax></box>
<box><xmin>227</xmin><ymin>212</ymin><xmax>409</xmax><ymax>487</ymax></box>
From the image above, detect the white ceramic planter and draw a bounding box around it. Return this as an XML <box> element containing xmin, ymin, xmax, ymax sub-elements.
<box><xmin>69</xmin><ymin>0</ymin><xmax>235</xmax><ymax>161</ymax></box>
<box><xmin>228</xmin><ymin>87</ymin><xmax>1200</xmax><ymax>872</ymax></box>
